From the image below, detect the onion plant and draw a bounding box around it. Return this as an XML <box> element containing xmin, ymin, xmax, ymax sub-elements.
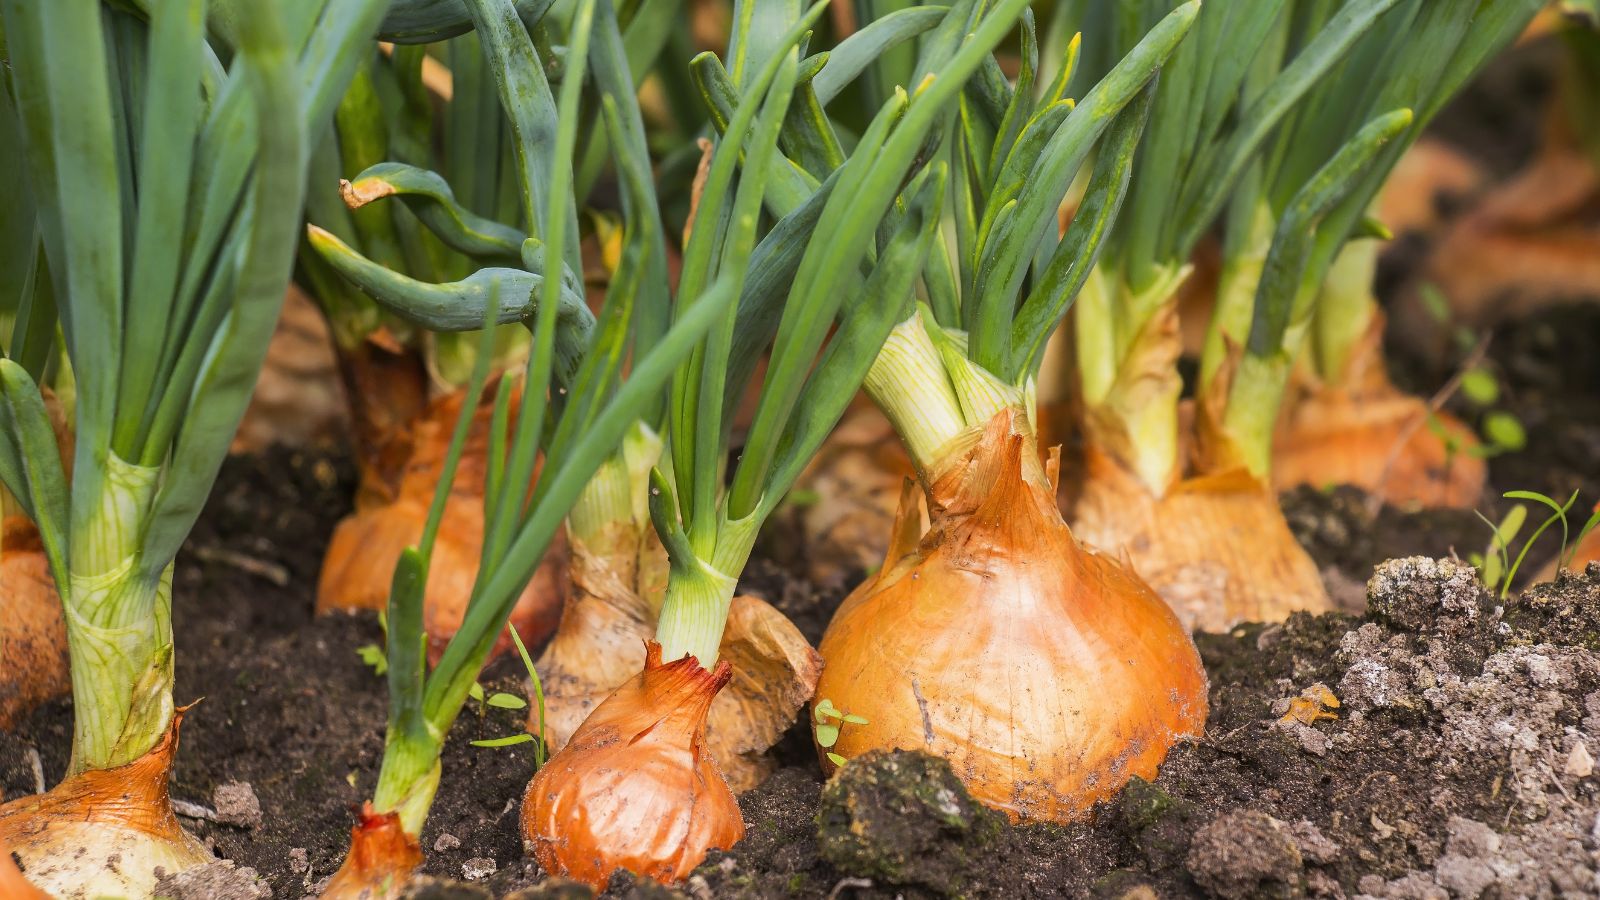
<box><xmin>0</xmin><ymin>0</ymin><xmax>389</xmax><ymax>896</ymax></box>
<box><xmin>1021</xmin><ymin>0</ymin><xmax>1410</xmax><ymax>630</ymax></box>
<box><xmin>522</xmin><ymin>0</ymin><xmax>1050</xmax><ymax>887</ymax></box>
<box><xmin>771</xmin><ymin>3</ymin><xmax>1219</xmax><ymax>825</ymax></box>
<box><xmin>1214</xmin><ymin>0</ymin><xmax>1544</xmax><ymax>511</ymax></box>
<box><xmin>302</xmin><ymin>34</ymin><xmax>573</xmax><ymax>657</ymax></box>
<box><xmin>310</xmin><ymin>0</ymin><xmax>743</xmax><ymax>895</ymax></box>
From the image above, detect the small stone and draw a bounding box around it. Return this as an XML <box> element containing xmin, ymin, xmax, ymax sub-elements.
<box><xmin>1442</xmin><ymin>816</ymin><xmax>1500</xmax><ymax>858</ymax></box>
<box><xmin>461</xmin><ymin>857</ymin><xmax>498</xmax><ymax>881</ymax></box>
<box><xmin>1565</xmin><ymin>741</ymin><xmax>1594</xmax><ymax>778</ymax></box>
<box><xmin>434</xmin><ymin>832</ymin><xmax>463</xmax><ymax>852</ymax></box>
<box><xmin>1370</xmin><ymin>813</ymin><xmax>1395</xmax><ymax>840</ymax></box>
<box><xmin>288</xmin><ymin>848</ymin><xmax>309</xmax><ymax>875</ymax></box>
<box><xmin>1434</xmin><ymin>853</ymin><xmax>1497</xmax><ymax>898</ymax></box>
<box><xmin>212</xmin><ymin>781</ymin><xmax>263</xmax><ymax>829</ymax></box>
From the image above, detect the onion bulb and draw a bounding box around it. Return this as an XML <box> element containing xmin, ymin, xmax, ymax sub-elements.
<box><xmin>318</xmin><ymin>805</ymin><xmax>425</xmax><ymax>900</ymax></box>
<box><xmin>1273</xmin><ymin>314</ymin><xmax>1485</xmax><ymax>509</ymax></box>
<box><xmin>318</xmin><ymin>383</ymin><xmax>567</xmax><ymax>661</ymax></box>
<box><xmin>0</xmin><ymin>841</ymin><xmax>49</xmax><ymax>899</ymax></box>
<box><xmin>1422</xmin><ymin>102</ymin><xmax>1600</xmax><ymax>328</ymax></box>
<box><xmin>535</xmin><ymin>534</ymin><xmax>817</xmax><ymax>792</ymax></box>
<box><xmin>0</xmin><ymin>713</ymin><xmax>211</xmax><ymax>899</ymax></box>
<box><xmin>814</xmin><ymin>410</ymin><xmax>1207</xmax><ymax>822</ymax></box>
<box><xmin>0</xmin><ymin>517</ymin><xmax>69</xmax><ymax>730</ymax></box>
<box><xmin>522</xmin><ymin>641</ymin><xmax>743</xmax><ymax>889</ymax></box>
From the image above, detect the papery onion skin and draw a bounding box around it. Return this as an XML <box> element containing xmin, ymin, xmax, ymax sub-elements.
<box><xmin>1272</xmin><ymin>314</ymin><xmax>1485</xmax><ymax>510</ymax></box>
<box><xmin>816</xmin><ymin>411</ymin><xmax>1208</xmax><ymax>823</ymax></box>
<box><xmin>523</xmin><ymin>642</ymin><xmax>743</xmax><ymax>890</ymax></box>
<box><xmin>1074</xmin><ymin>447</ymin><xmax>1333</xmax><ymax>632</ymax></box>
<box><xmin>319</xmin><ymin>805</ymin><xmax>425</xmax><ymax>900</ymax></box>
<box><xmin>0</xmin><ymin>713</ymin><xmax>211</xmax><ymax>899</ymax></box>
<box><xmin>317</xmin><ymin>384</ymin><xmax>567</xmax><ymax>662</ymax></box>
<box><xmin>0</xmin><ymin>517</ymin><xmax>70</xmax><ymax>730</ymax></box>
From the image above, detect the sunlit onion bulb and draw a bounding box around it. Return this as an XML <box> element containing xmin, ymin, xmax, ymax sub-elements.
<box><xmin>0</xmin><ymin>716</ymin><xmax>210</xmax><ymax>899</ymax></box>
<box><xmin>523</xmin><ymin>642</ymin><xmax>743</xmax><ymax>889</ymax></box>
<box><xmin>815</xmin><ymin>410</ymin><xmax>1208</xmax><ymax>822</ymax></box>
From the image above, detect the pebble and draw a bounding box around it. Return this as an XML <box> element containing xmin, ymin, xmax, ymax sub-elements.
<box><xmin>1565</xmin><ymin>740</ymin><xmax>1594</xmax><ymax>777</ymax></box>
<box><xmin>461</xmin><ymin>857</ymin><xmax>497</xmax><ymax>881</ymax></box>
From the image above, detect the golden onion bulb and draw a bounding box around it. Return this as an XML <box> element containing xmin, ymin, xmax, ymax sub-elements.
<box><xmin>522</xmin><ymin>641</ymin><xmax>743</xmax><ymax>889</ymax></box>
<box><xmin>815</xmin><ymin>410</ymin><xmax>1207</xmax><ymax>822</ymax></box>
<box><xmin>0</xmin><ymin>716</ymin><xmax>211</xmax><ymax>899</ymax></box>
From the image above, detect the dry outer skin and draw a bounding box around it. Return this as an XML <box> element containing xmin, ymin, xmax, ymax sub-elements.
<box><xmin>1074</xmin><ymin>447</ymin><xmax>1333</xmax><ymax>633</ymax></box>
<box><xmin>1271</xmin><ymin>315</ymin><xmax>1486</xmax><ymax>510</ymax></box>
<box><xmin>1073</xmin><ymin>299</ymin><xmax>1331</xmax><ymax>632</ymax></box>
<box><xmin>321</xmin><ymin>806</ymin><xmax>425</xmax><ymax>900</ymax></box>
<box><xmin>523</xmin><ymin>643</ymin><xmax>743</xmax><ymax>890</ymax></box>
<box><xmin>0</xmin><ymin>715</ymin><xmax>212</xmax><ymax>899</ymax></box>
<box><xmin>535</xmin><ymin>533</ymin><xmax>819</xmax><ymax>794</ymax></box>
<box><xmin>317</xmin><ymin>384</ymin><xmax>567</xmax><ymax>664</ymax></box>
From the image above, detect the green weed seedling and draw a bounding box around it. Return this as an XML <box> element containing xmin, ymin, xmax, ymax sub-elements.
<box><xmin>1474</xmin><ymin>489</ymin><xmax>1593</xmax><ymax>598</ymax></box>
<box><xmin>814</xmin><ymin>698</ymin><xmax>869</xmax><ymax>768</ymax></box>
<box><xmin>468</xmin><ymin>625</ymin><xmax>549</xmax><ymax>770</ymax></box>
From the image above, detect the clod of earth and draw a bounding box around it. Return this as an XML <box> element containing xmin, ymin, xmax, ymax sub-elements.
<box><xmin>815</xmin><ymin>749</ymin><xmax>1007</xmax><ymax>896</ymax></box>
<box><xmin>1184</xmin><ymin>809</ymin><xmax>1305</xmax><ymax>900</ymax></box>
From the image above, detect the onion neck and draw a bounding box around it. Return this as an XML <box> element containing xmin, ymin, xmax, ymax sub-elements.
<box><xmin>567</xmin><ymin>421</ymin><xmax>661</xmax><ymax>548</ymax></box>
<box><xmin>371</xmin><ymin>737</ymin><xmax>444</xmax><ymax>838</ymax></box>
<box><xmin>864</xmin><ymin>308</ymin><xmax>1032</xmax><ymax>479</ymax></box>
<box><xmin>63</xmin><ymin>452</ymin><xmax>175</xmax><ymax>776</ymax></box>
<box><xmin>653</xmin><ymin>514</ymin><xmax>756</xmax><ymax>668</ymax></box>
<box><xmin>863</xmin><ymin>312</ymin><xmax>968</xmax><ymax>474</ymax></box>
<box><xmin>1076</xmin><ymin>262</ymin><xmax>1190</xmax><ymax>496</ymax></box>
<box><xmin>1200</xmin><ymin>199</ymin><xmax>1275</xmax><ymax>387</ymax></box>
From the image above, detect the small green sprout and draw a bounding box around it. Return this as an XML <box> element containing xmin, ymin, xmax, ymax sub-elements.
<box><xmin>356</xmin><ymin>611</ymin><xmax>390</xmax><ymax>675</ymax></box>
<box><xmin>1475</xmin><ymin>489</ymin><xmax>1591</xmax><ymax>598</ymax></box>
<box><xmin>468</xmin><ymin>626</ymin><xmax>549</xmax><ymax>768</ymax></box>
<box><xmin>814</xmin><ymin>698</ymin><xmax>869</xmax><ymax>768</ymax></box>
<box><xmin>356</xmin><ymin>644</ymin><xmax>388</xmax><ymax>676</ymax></box>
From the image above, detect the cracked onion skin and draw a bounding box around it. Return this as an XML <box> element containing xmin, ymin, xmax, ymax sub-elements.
<box><xmin>815</xmin><ymin>410</ymin><xmax>1208</xmax><ymax>823</ymax></box>
<box><xmin>523</xmin><ymin>641</ymin><xmax>743</xmax><ymax>890</ymax></box>
<box><xmin>319</xmin><ymin>805</ymin><xmax>425</xmax><ymax>900</ymax></box>
<box><xmin>0</xmin><ymin>713</ymin><xmax>211</xmax><ymax>899</ymax></box>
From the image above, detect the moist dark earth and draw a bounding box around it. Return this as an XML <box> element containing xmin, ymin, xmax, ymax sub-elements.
<box><xmin>4</xmin><ymin>41</ymin><xmax>1600</xmax><ymax>900</ymax></box>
